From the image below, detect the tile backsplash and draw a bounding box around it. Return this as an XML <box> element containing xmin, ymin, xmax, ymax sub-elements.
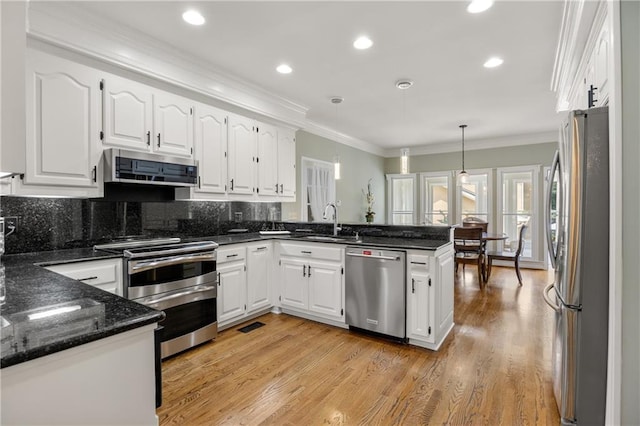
<box><xmin>0</xmin><ymin>196</ymin><xmax>280</xmax><ymax>254</ymax></box>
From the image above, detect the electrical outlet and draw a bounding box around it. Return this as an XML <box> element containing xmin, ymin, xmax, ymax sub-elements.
<box><xmin>4</xmin><ymin>216</ymin><xmax>18</xmax><ymax>235</ymax></box>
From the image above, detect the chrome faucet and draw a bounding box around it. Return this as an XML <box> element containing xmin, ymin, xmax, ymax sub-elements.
<box><xmin>323</xmin><ymin>202</ymin><xmax>341</xmax><ymax>236</ymax></box>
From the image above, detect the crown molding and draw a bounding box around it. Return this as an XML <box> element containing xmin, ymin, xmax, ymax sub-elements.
<box><xmin>303</xmin><ymin>120</ymin><xmax>386</xmax><ymax>157</ymax></box>
<box><xmin>382</xmin><ymin>131</ymin><xmax>558</xmax><ymax>158</ymax></box>
<box><xmin>26</xmin><ymin>2</ymin><xmax>308</xmax><ymax>128</ymax></box>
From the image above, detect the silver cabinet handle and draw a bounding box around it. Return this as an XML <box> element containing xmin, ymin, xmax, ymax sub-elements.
<box><xmin>410</xmin><ymin>261</ymin><xmax>427</xmax><ymax>265</ymax></box>
<box><xmin>78</xmin><ymin>276</ymin><xmax>98</xmax><ymax>281</ymax></box>
<box><xmin>303</xmin><ymin>265</ymin><xmax>307</xmax><ymax>277</ymax></box>
<box><xmin>543</xmin><ymin>283</ymin><xmax>561</xmax><ymax>313</ymax></box>
<box><xmin>230</xmin><ymin>179</ymin><xmax>234</xmax><ymax>190</ymax></box>
<box><xmin>226</xmin><ymin>254</ymin><xmax>238</xmax><ymax>258</ymax></box>
<box><xmin>146</xmin><ymin>131</ymin><xmax>151</xmax><ymax>146</ymax></box>
<box><xmin>411</xmin><ymin>278</ymin><xmax>415</xmax><ymax>293</ymax></box>
<box><xmin>346</xmin><ymin>252</ymin><xmax>400</xmax><ymax>261</ymax></box>
<box><xmin>280</xmin><ymin>183</ymin><xmax>283</xmax><ymax>193</ymax></box>
<box><xmin>256</xmin><ymin>246</ymin><xmax>267</xmax><ymax>251</ymax></box>
<box><xmin>275</xmin><ymin>183</ymin><xmax>279</xmax><ymax>193</ymax></box>
<box><xmin>301</xmin><ymin>250</ymin><xmax>312</xmax><ymax>254</ymax></box>
<box><xmin>308</xmin><ymin>265</ymin><xmax>311</xmax><ymax>277</ymax></box>
<box><xmin>157</xmin><ymin>133</ymin><xmax>161</xmax><ymax>147</ymax></box>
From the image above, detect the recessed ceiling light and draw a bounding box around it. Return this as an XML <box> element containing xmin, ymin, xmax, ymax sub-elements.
<box><xmin>467</xmin><ymin>0</ymin><xmax>494</xmax><ymax>14</ymax></box>
<box><xmin>483</xmin><ymin>57</ymin><xmax>504</xmax><ymax>68</ymax></box>
<box><xmin>182</xmin><ymin>10</ymin><xmax>205</xmax><ymax>26</ymax></box>
<box><xmin>396</xmin><ymin>79</ymin><xmax>414</xmax><ymax>90</ymax></box>
<box><xmin>276</xmin><ymin>64</ymin><xmax>293</xmax><ymax>74</ymax></box>
<box><xmin>353</xmin><ymin>36</ymin><xmax>373</xmax><ymax>50</ymax></box>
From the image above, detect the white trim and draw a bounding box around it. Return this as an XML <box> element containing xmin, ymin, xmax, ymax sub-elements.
<box><xmin>300</xmin><ymin>156</ymin><xmax>334</xmax><ymax>222</ymax></box>
<box><xmin>26</xmin><ymin>2</ymin><xmax>308</xmax><ymax>129</ymax></box>
<box><xmin>382</xmin><ymin>131</ymin><xmax>557</xmax><ymax>157</ymax></box>
<box><xmin>454</xmin><ymin>168</ymin><xmax>493</xmax><ymax>228</ymax></box>
<box><xmin>418</xmin><ymin>171</ymin><xmax>453</xmax><ymax>226</ymax></box>
<box><xmin>303</xmin><ymin>120</ymin><xmax>385</xmax><ymax>157</ymax></box>
<box><xmin>385</xmin><ymin>173</ymin><xmax>417</xmax><ymax>225</ymax></box>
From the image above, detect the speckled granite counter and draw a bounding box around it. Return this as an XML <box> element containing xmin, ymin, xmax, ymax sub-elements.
<box><xmin>0</xmin><ymin>248</ymin><xmax>164</xmax><ymax>368</ymax></box>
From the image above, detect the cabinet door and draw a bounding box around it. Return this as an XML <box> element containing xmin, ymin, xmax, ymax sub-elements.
<box><xmin>217</xmin><ymin>261</ymin><xmax>247</xmax><ymax>324</ymax></box>
<box><xmin>102</xmin><ymin>76</ymin><xmax>153</xmax><ymax>151</ymax></box>
<box><xmin>45</xmin><ymin>258</ymin><xmax>123</xmax><ymax>296</ymax></box>
<box><xmin>308</xmin><ymin>260</ymin><xmax>343</xmax><ymax>320</ymax></box>
<box><xmin>153</xmin><ymin>92</ymin><xmax>193</xmax><ymax>158</ymax></box>
<box><xmin>277</xmin><ymin>129</ymin><xmax>296</xmax><ymax>198</ymax></box>
<box><xmin>436</xmin><ymin>251</ymin><xmax>455</xmax><ymax>333</ymax></box>
<box><xmin>280</xmin><ymin>257</ymin><xmax>308</xmax><ymax>310</ymax></box>
<box><xmin>594</xmin><ymin>19</ymin><xmax>610</xmax><ymax>106</ymax></box>
<box><xmin>227</xmin><ymin>114</ymin><xmax>256</xmax><ymax>195</ymax></box>
<box><xmin>257</xmin><ymin>123</ymin><xmax>278</xmax><ymax>196</ymax></box>
<box><xmin>247</xmin><ymin>244</ymin><xmax>271</xmax><ymax>313</ymax></box>
<box><xmin>25</xmin><ymin>52</ymin><xmax>100</xmax><ymax>189</ymax></box>
<box><xmin>408</xmin><ymin>270</ymin><xmax>434</xmax><ymax>342</ymax></box>
<box><xmin>194</xmin><ymin>104</ymin><xmax>227</xmax><ymax>194</ymax></box>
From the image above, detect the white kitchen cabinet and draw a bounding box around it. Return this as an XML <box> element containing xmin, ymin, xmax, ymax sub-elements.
<box><xmin>593</xmin><ymin>17</ymin><xmax>610</xmax><ymax>106</ymax></box>
<box><xmin>193</xmin><ymin>103</ymin><xmax>228</xmax><ymax>195</ymax></box>
<box><xmin>45</xmin><ymin>258</ymin><xmax>123</xmax><ymax>296</ymax></box>
<box><xmin>227</xmin><ymin>113</ymin><xmax>256</xmax><ymax>195</ymax></box>
<box><xmin>257</xmin><ymin>125</ymin><xmax>296</xmax><ymax>199</ymax></box>
<box><xmin>406</xmin><ymin>246</ymin><xmax>454</xmax><ymax>350</ymax></box>
<box><xmin>257</xmin><ymin>123</ymin><xmax>279</xmax><ymax>196</ymax></box>
<box><xmin>23</xmin><ymin>50</ymin><xmax>101</xmax><ymax>196</ymax></box>
<box><xmin>101</xmin><ymin>76</ymin><xmax>153</xmax><ymax>151</ymax></box>
<box><xmin>246</xmin><ymin>242</ymin><xmax>272</xmax><ymax>313</ymax></box>
<box><xmin>278</xmin><ymin>242</ymin><xmax>345</xmax><ymax>325</ymax></box>
<box><xmin>101</xmin><ymin>76</ymin><xmax>193</xmax><ymax>157</ymax></box>
<box><xmin>217</xmin><ymin>246</ymin><xmax>247</xmax><ymax>325</ymax></box>
<box><xmin>407</xmin><ymin>255</ymin><xmax>434</xmax><ymax>343</ymax></box>
<box><xmin>277</xmin><ymin>129</ymin><xmax>296</xmax><ymax>199</ymax></box>
<box><xmin>153</xmin><ymin>91</ymin><xmax>193</xmax><ymax>158</ymax></box>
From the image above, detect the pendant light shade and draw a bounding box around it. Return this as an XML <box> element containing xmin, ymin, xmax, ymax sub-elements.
<box><xmin>458</xmin><ymin>124</ymin><xmax>468</xmax><ymax>185</ymax></box>
<box><xmin>400</xmin><ymin>148</ymin><xmax>410</xmax><ymax>174</ymax></box>
<box><xmin>331</xmin><ymin>97</ymin><xmax>343</xmax><ymax>180</ymax></box>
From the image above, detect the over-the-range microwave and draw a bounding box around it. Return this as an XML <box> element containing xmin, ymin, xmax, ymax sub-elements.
<box><xmin>104</xmin><ymin>149</ymin><xmax>197</xmax><ymax>187</ymax></box>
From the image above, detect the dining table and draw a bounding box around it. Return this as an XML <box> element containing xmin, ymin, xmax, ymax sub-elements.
<box><xmin>480</xmin><ymin>232</ymin><xmax>508</xmax><ymax>281</ymax></box>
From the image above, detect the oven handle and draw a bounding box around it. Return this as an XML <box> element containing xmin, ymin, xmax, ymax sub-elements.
<box><xmin>130</xmin><ymin>252</ymin><xmax>216</xmax><ymax>274</ymax></box>
<box><xmin>138</xmin><ymin>285</ymin><xmax>216</xmax><ymax>311</ymax></box>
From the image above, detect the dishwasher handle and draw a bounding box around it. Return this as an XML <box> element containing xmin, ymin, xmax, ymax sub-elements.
<box><xmin>346</xmin><ymin>252</ymin><xmax>401</xmax><ymax>261</ymax></box>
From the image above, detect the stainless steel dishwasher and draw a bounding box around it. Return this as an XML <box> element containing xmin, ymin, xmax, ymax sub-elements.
<box><xmin>345</xmin><ymin>246</ymin><xmax>406</xmax><ymax>339</ymax></box>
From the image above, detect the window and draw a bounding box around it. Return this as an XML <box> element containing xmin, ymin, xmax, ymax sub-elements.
<box><xmin>420</xmin><ymin>172</ymin><xmax>452</xmax><ymax>225</ymax></box>
<box><xmin>386</xmin><ymin>174</ymin><xmax>416</xmax><ymax>225</ymax></box>
<box><xmin>456</xmin><ymin>170</ymin><xmax>491</xmax><ymax>225</ymax></box>
<box><xmin>497</xmin><ymin>166</ymin><xmax>540</xmax><ymax>261</ymax></box>
<box><xmin>301</xmin><ymin>157</ymin><xmax>335</xmax><ymax>222</ymax></box>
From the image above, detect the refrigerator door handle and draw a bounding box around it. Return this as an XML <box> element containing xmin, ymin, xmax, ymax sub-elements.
<box><xmin>543</xmin><ymin>283</ymin><xmax>561</xmax><ymax>312</ymax></box>
<box><xmin>546</xmin><ymin>149</ymin><xmax>561</xmax><ymax>269</ymax></box>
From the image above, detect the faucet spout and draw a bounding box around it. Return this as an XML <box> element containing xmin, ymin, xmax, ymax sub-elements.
<box><xmin>323</xmin><ymin>203</ymin><xmax>340</xmax><ymax>236</ymax></box>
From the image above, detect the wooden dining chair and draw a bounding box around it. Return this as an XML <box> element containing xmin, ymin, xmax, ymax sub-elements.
<box><xmin>454</xmin><ymin>226</ymin><xmax>485</xmax><ymax>285</ymax></box>
<box><xmin>462</xmin><ymin>216</ymin><xmax>488</xmax><ymax>232</ymax></box>
<box><xmin>486</xmin><ymin>223</ymin><xmax>528</xmax><ymax>285</ymax></box>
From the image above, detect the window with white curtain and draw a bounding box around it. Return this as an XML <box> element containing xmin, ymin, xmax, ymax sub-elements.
<box><xmin>386</xmin><ymin>174</ymin><xmax>416</xmax><ymax>225</ymax></box>
<box><xmin>301</xmin><ymin>157</ymin><xmax>335</xmax><ymax>222</ymax></box>
<box><xmin>497</xmin><ymin>166</ymin><xmax>540</xmax><ymax>260</ymax></box>
<box><xmin>455</xmin><ymin>169</ymin><xmax>491</xmax><ymax>225</ymax></box>
<box><xmin>420</xmin><ymin>172</ymin><xmax>452</xmax><ymax>225</ymax></box>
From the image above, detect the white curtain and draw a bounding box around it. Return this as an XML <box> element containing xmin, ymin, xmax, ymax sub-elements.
<box><xmin>307</xmin><ymin>162</ymin><xmax>334</xmax><ymax>221</ymax></box>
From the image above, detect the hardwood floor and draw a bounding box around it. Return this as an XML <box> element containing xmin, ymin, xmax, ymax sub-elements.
<box><xmin>158</xmin><ymin>266</ymin><xmax>560</xmax><ymax>425</ymax></box>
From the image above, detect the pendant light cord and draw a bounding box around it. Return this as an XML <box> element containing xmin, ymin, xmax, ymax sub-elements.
<box><xmin>460</xmin><ymin>124</ymin><xmax>467</xmax><ymax>171</ymax></box>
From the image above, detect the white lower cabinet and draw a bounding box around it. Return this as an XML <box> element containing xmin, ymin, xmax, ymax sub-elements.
<box><xmin>406</xmin><ymin>246</ymin><xmax>454</xmax><ymax>350</ymax></box>
<box><xmin>45</xmin><ymin>258</ymin><xmax>123</xmax><ymax>296</ymax></box>
<box><xmin>217</xmin><ymin>243</ymin><xmax>273</xmax><ymax>330</ymax></box>
<box><xmin>278</xmin><ymin>242</ymin><xmax>345</xmax><ymax>325</ymax></box>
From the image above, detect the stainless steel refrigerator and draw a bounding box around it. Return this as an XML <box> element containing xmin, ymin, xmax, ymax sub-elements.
<box><xmin>544</xmin><ymin>106</ymin><xmax>609</xmax><ymax>425</ymax></box>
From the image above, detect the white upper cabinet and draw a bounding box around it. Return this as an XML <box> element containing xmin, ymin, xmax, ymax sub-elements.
<box><xmin>102</xmin><ymin>77</ymin><xmax>193</xmax><ymax>158</ymax></box>
<box><xmin>101</xmin><ymin>76</ymin><xmax>153</xmax><ymax>151</ymax></box>
<box><xmin>593</xmin><ymin>18</ymin><xmax>610</xmax><ymax>106</ymax></box>
<box><xmin>153</xmin><ymin>92</ymin><xmax>193</xmax><ymax>157</ymax></box>
<box><xmin>24</xmin><ymin>50</ymin><xmax>101</xmax><ymax>194</ymax></box>
<box><xmin>277</xmin><ymin>129</ymin><xmax>296</xmax><ymax>199</ymax></box>
<box><xmin>227</xmin><ymin>113</ymin><xmax>256</xmax><ymax>195</ymax></box>
<box><xmin>257</xmin><ymin>123</ymin><xmax>278</xmax><ymax>196</ymax></box>
<box><xmin>193</xmin><ymin>103</ymin><xmax>227</xmax><ymax>194</ymax></box>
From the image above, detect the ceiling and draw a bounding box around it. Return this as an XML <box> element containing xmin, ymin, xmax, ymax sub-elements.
<box><xmin>69</xmin><ymin>1</ymin><xmax>563</xmax><ymax>152</ymax></box>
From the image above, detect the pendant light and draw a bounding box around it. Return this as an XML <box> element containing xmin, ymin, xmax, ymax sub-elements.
<box><xmin>396</xmin><ymin>79</ymin><xmax>413</xmax><ymax>174</ymax></box>
<box><xmin>458</xmin><ymin>124</ymin><xmax>469</xmax><ymax>185</ymax></box>
<box><xmin>330</xmin><ymin>97</ymin><xmax>343</xmax><ymax>180</ymax></box>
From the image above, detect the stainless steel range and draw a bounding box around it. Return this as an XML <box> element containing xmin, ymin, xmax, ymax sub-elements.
<box><xmin>95</xmin><ymin>238</ymin><xmax>218</xmax><ymax>359</ymax></box>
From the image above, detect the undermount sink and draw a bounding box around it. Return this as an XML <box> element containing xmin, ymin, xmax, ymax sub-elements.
<box><xmin>302</xmin><ymin>235</ymin><xmax>350</xmax><ymax>242</ymax></box>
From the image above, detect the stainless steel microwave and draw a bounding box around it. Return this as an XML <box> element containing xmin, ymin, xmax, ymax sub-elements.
<box><xmin>104</xmin><ymin>149</ymin><xmax>197</xmax><ymax>187</ymax></box>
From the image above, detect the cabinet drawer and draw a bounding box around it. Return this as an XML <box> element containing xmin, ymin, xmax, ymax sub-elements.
<box><xmin>218</xmin><ymin>246</ymin><xmax>247</xmax><ymax>263</ymax></box>
<box><xmin>409</xmin><ymin>254</ymin><xmax>430</xmax><ymax>270</ymax></box>
<box><xmin>45</xmin><ymin>258</ymin><xmax>123</xmax><ymax>295</ymax></box>
<box><xmin>279</xmin><ymin>242</ymin><xmax>342</xmax><ymax>261</ymax></box>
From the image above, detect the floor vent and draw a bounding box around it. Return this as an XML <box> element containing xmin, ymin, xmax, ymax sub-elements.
<box><xmin>238</xmin><ymin>322</ymin><xmax>265</xmax><ymax>333</ymax></box>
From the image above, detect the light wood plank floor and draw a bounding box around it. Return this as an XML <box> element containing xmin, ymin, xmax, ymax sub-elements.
<box><xmin>158</xmin><ymin>266</ymin><xmax>560</xmax><ymax>425</ymax></box>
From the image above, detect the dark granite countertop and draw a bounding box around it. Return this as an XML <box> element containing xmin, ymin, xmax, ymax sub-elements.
<box><xmin>0</xmin><ymin>248</ymin><xmax>164</xmax><ymax>369</ymax></box>
<box><xmin>0</xmin><ymin>233</ymin><xmax>449</xmax><ymax>368</ymax></box>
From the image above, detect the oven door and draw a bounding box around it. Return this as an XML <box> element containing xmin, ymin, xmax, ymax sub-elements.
<box><xmin>127</xmin><ymin>251</ymin><xmax>216</xmax><ymax>299</ymax></box>
<box><xmin>136</xmin><ymin>284</ymin><xmax>217</xmax><ymax>358</ymax></box>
